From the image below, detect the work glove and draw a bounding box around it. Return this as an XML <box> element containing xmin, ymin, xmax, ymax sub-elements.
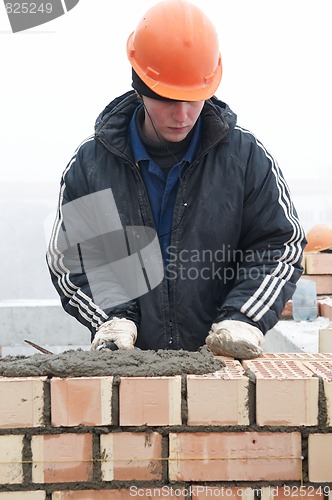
<box><xmin>205</xmin><ymin>320</ymin><xmax>264</xmax><ymax>359</ymax></box>
<box><xmin>90</xmin><ymin>317</ymin><xmax>137</xmax><ymax>351</ymax></box>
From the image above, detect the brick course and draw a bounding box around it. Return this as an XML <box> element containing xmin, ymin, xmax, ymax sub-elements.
<box><xmin>1</xmin><ymin>355</ymin><xmax>332</xmax><ymax>495</ymax></box>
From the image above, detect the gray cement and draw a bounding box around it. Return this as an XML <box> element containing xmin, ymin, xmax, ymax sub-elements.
<box><xmin>0</xmin><ymin>346</ymin><xmax>225</xmax><ymax>378</ymax></box>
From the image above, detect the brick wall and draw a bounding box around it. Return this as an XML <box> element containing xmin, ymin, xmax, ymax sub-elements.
<box><xmin>281</xmin><ymin>252</ymin><xmax>332</xmax><ymax>320</ymax></box>
<box><xmin>1</xmin><ymin>353</ymin><xmax>332</xmax><ymax>498</ymax></box>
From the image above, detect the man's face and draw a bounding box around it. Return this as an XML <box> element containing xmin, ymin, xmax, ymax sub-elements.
<box><xmin>141</xmin><ymin>96</ymin><xmax>204</xmax><ymax>143</ymax></box>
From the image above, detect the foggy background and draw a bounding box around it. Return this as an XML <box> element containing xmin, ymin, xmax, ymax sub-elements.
<box><xmin>0</xmin><ymin>0</ymin><xmax>331</xmax><ymax>301</ymax></box>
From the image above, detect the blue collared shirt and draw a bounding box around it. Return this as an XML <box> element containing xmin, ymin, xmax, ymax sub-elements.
<box><xmin>129</xmin><ymin>108</ymin><xmax>201</xmax><ymax>262</ymax></box>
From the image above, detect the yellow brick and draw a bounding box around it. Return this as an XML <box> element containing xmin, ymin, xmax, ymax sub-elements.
<box><xmin>0</xmin><ymin>377</ymin><xmax>46</xmax><ymax>428</ymax></box>
<box><xmin>0</xmin><ymin>493</ymin><xmax>46</xmax><ymax>499</ymax></box>
<box><xmin>318</xmin><ymin>325</ymin><xmax>332</xmax><ymax>352</ymax></box>
<box><xmin>0</xmin><ymin>435</ymin><xmax>23</xmax><ymax>484</ymax></box>
<box><xmin>309</xmin><ymin>433</ymin><xmax>332</xmax><ymax>481</ymax></box>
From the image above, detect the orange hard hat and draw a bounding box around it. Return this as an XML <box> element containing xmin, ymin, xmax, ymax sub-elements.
<box><xmin>126</xmin><ymin>0</ymin><xmax>222</xmax><ymax>101</ymax></box>
<box><xmin>305</xmin><ymin>224</ymin><xmax>332</xmax><ymax>252</ymax></box>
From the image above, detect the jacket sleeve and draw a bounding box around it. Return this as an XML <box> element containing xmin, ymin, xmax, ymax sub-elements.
<box><xmin>46</xmin><ymin>140</ymin><xmax>140</xmax><ymax>339</ymax></box>
<box><xmin>216</xmin><ymin>129</ymin><xmax>306</xmax><ymax>334</ymax></box>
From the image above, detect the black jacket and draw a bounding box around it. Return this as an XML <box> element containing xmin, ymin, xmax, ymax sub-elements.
<box><xmin>47</xmin><ymin>91</ymin><xmax>306</xmax><ymax>351</ymax></box>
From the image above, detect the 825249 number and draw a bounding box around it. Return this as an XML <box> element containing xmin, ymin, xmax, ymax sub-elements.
<box><xmin>5</xmin><ymin>3</ymin><xmax>53</xmax><ymax>14</ymax></box>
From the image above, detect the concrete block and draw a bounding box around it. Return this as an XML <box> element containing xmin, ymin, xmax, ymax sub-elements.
<box><xmin>263</xmin><ymin>317</ymin><xmax>330</xmax><ymax>353</ymax></box>
<box><xmin>51</xmin><ymin>376</ymin><xmax>113</xmax><ymax>426</ymax></box>
<box><xmin>187</xmin><ymin>362</ymin><xmax>249</xmax><ymax>425</ymax></box>
<box><xmin>169</xmin><ymin>431</ymin><xmax>302</xmax><ymax>481</ymax></box>
<box><xmin>308</xmin><ymin>433</ymin><xmax>332</xmax><ymax>481</ymax></box>
<box><xmin>0</xmin><ymin>300</ymin><xmax>89</xmax><ymax>347</ymax></box>
<box><xmin>0</xmin><ymin>435</ymin><xmax>23</xmax><ymax>484</ymax></box>
<box><xmin>318</xmin><ymin>324</ymin><xmax>332</xmax><ymax>352</ymax></box>
<box><xmin>0</xmin><ymin>376</ymin><xmax>46</xmax><ymax>428</ymax></box>
<box><xmin>243</xmin><ymin>360</ymin><xmax>319</xmax><ymax>426</ymax></box>
<box><xmin>100</xmin><ymin>432</ymin><xmax>162</xmax><ymax>481</ymax></box>
<box><xmin>119</xmin><ymin>376</ymin><xmax>181</xmax><ymax>426</ymax></box>
<box><xmin>31</xmin><ymin>434</ymin><xmax>93</xmax><ymax>483</ymax></box>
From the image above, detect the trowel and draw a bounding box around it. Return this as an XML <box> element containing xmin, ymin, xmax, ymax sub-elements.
<box><xmin>24</xmin><ymin>340</ymin><xmax>53</xmax><ymax>354</ymax></box>
<box><xmin>24</xmin><ymin>339</ymin><xmax>119</xmax><ymax>354</ymax></box>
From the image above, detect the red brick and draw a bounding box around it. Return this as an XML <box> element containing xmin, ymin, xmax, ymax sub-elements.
<box><xmin>31</xmin><ymin>433</ymin><xmax>93</xmax><ymax>483</ymax></box>
<box><xmin>308</xmin><ymin>433</ymin><xmax>332</xmax><ymax>481</ymax></box>
<box><xmin>319</xmin><ymin>299</ymin><xmax>332</xmax><ymax>320</ymax></box>
<box><xmin>281</xmin><ymin>300</ymin><xmax>293</xmax><ymax>319</ymax></box>
<box><xmin>51</xmin><ymin>377</ymin><xmax>113</xmax><ymax>426</ymax></box>
<box><xmin>260</xmin><ymin>353</ymin><xmax>332</xmax><ymax>360</ymax></box>
<box><xmin>119</xmin><ymin>376</ymin><xmax>181</xmax><ymax>426</ymax></box>
<box><xmin>0</xmin><ymin>377</ymin><xmax>46</xmax><ymax>428</ymax></box>
<box><xmin>100</xmin><ymin>432</ymin><xmax>162</xmax><ymax>481</ymax></box>
<box><xmin>302</xmin><ymin>275</ymin><xmax>332</xmax><ymax>294</ymax></box>
<box><xmin>303</xmin><ymin>360</ymin><xmax>332</xmax><ymax>380</ymax></box>
<box><xmin>243</xmin><ymin>360</ymin><xmax>319</xmax><ymax>426</ymax></box>
<box><xmin>187</xmin><ymin>362</ymin><xmax>249</xmax><ymax>425</ymax></box>
<box><xmin>305</xmin><ymin>253</ymin><xmax>332</xmax><ymax>275</ymax></box>
<box><xmin>0</xmin><ymin>435</ymin><xmax>23</xmax><ymax>484</ymax></box>
<box><xmin>169</xmin><ymin>432</ymin><xmax>302</xmax><ymax>481</ymax></box>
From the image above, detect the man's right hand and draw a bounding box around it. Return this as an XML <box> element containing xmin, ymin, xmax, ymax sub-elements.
<box><xmin>90</xmin><ymin>317</ymin><xmax>137</xmax><ymax>351</ymax></box>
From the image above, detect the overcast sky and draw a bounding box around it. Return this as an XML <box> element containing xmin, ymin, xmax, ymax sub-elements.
<box><xmin>0</xmin><ymin>0</ymin><xmax>331</xmax><ymax>189</ymax></box>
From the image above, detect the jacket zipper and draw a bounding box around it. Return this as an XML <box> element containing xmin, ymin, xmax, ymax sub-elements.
<box><xmin>132</xmin><ymin>162</ymin><xmax>175</xmax><ymax>349</ymax></box>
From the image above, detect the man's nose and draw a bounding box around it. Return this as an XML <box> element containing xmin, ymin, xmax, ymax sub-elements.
<box><xmin>173</xmin><ymin>102</ymin><xmax>188</xmax><ymax>122</ymax></box>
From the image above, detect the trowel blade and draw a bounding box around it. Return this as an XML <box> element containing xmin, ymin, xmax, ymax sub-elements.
<box><xmin>24</xmin><ymin>340</ymin><xmax>53</xmax><ymax>355</ymax></box>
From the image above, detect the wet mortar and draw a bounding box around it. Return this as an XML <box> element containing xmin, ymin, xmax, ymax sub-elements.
<box><xmin>0</xmin><ymin>346</ymin><xmax>225</xmax><ymax>378</ymax></box>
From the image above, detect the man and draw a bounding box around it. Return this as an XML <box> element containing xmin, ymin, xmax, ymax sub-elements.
<box><xmin>47</xmin><ymin>0</ymin><xmax>306</xmax><ymax>359</ymax></box>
